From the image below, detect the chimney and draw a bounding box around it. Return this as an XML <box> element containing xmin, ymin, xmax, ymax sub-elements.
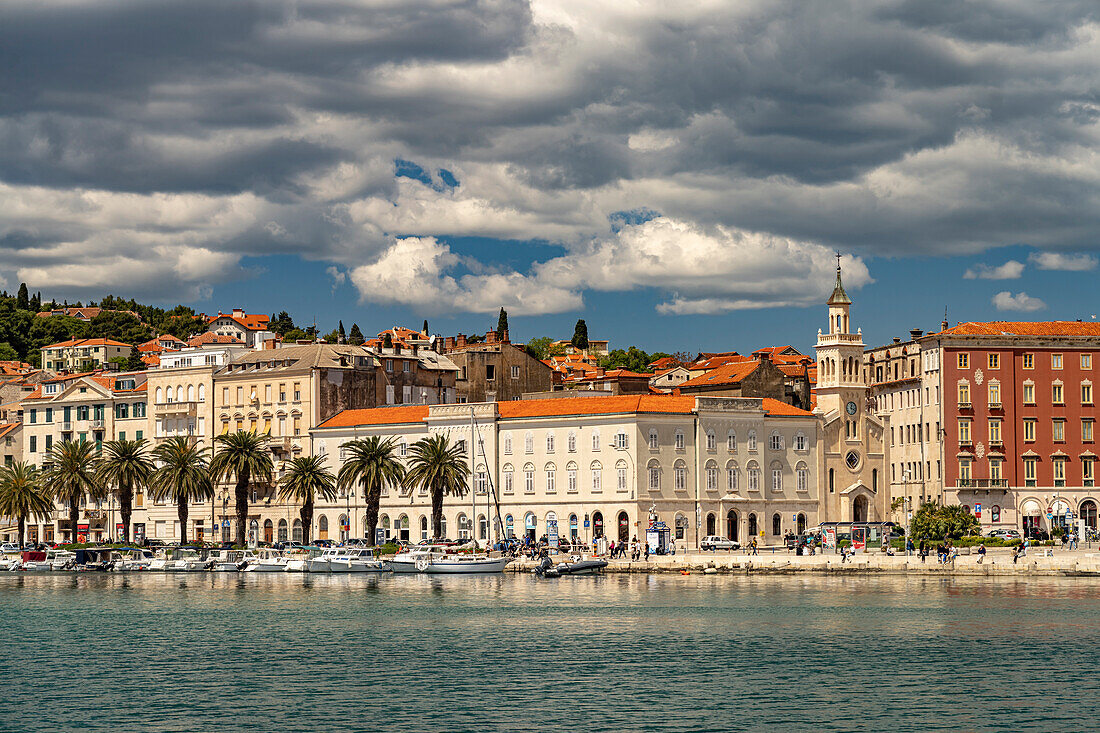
<box><xmin>264</xmin><ymin>338</ymin><xmax>277</xmax><ymax>350</ymax></box>
<box><xmin>456</xmin><ymin>333</ymin><xmax>467</xmax><ymax>347</ymax></box>
<box><xmin>412</xmin><ymin>344</ymin><xmax>419</xmax><ymax>356</ymax></box>
<box><xmin>910</xmin><ymin>328</ymin><xmax>923</xmax><ymax>340</ymax></box>
<box><xmin>755</xmin><ymin>349</ymin><xmax>771</xmax><ymax>363</ymax></box>
<box><xmin>941</xmin><ymin>318</ymin><xmax>949</xmax><ymax>331</ymax></box>
<box><xmin>394</xmin><ymin>344</ymin><xmax>402</xmax><ymax>355</ymax></box>
<box><xmin>892</xmin><ymin>337</ymin><xmax>901</xmax><ymax>344</ymax></box>
<box><xmin>232</xmin><ymin>308</ymin><xmax>245</xmax><ymax>318</ymax></box>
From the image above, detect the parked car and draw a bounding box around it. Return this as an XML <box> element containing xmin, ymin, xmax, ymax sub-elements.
<box><xmin>1024</xmin><ymin>528</ymin><xmax>1050</xmax><ymax>541</ymax></box>
<box><xmin>0</xmin><ymin>542</ymin><xmax>19</xmax><ymax>553</ymax></box>
<box><xmin>701</xmin><ymin>535</ymin><xmax>741</xmax><ymax>551</ymax></box>
<box><xmin>987</xmin><ymin>528</ymin><xmax>1022</xmax><ymax>540</ymax></box>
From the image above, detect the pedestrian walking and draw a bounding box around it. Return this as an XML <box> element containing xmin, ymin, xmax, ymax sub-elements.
<box><xmin>1021</xmin><ymin>537</ymin><xmax>1029</xmax><ymax>557</ymax></box>
<box><xmin>977</xmin><ymin>543</ymin><xmax>986</xmax><ymax>564</ymax></box>
<box><xmin>750</xmin><ymin>538</ymin><xmax>758</xmax><ymax>556</ymax></box>
<box><xmin>1012</xmin><ymin>545</ymin><xmax>1020</xmax><ymax>564</ymax></box>
<box><xmin>608</xmin><ymin>540</ymin><xmax>616</xmax><ymax>558</ymax></box>
<box><xmin>644</xmin><ymin>541</ymin><xmax>650</xmax><ymax>561</ymax></box>
<box><xmin>906</xmin><ymin>538</ymin><xmax>914</xmax><ymax>557</ymax></box>
<box><xmin>919</xmin><ymin>540</ymin><xmax>927</xmax><ymax>563</ymax></box>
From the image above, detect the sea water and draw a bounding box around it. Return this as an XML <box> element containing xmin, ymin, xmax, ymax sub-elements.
<box><xmin>1</xmin><ymin>573</ymin><xmax>1098</xmax><ymax>732</ymax></box>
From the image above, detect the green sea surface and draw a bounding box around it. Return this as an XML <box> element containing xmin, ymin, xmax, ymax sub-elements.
<box><xmin>1</xmin><ymin>573</ymin><xmax>1097</xmax><ymax>732</ymax></box>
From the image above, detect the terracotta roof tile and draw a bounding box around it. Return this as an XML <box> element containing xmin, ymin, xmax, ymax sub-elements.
<box><xmin>41</xmin><ymin>337</ymin><xmax>131</xmax><ymax>349</ymax></box>
<box><xmin>936</xmin><ymin>321</ymin><xmax>1100</xmax><ymax>337</ymax></box>
<box><xmin>678</xmin><ymin>360</ymin><xmax>761</xmax><ymax>388</ymax></box>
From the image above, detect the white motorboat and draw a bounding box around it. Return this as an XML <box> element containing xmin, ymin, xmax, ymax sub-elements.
<box><xmin>114</xmin><ymin>548</ymin><xmax>155</xmax><ymax>571</ymax></box>
<box><xmin>241</xmin><ymin>549</ymin><xmax>287</xmax><ymax>572</ymax></box>
<box><xmin>390</xmin><ymin>547</ymin><xmax>436</xmax><ymax>574</ymax></box>
<box><xmin>21</xmin><ymin>549</ymin><xmax>76</xmax><ymax>571</ymax></box>
<box><xmin>329</xmin><ymin>548</ymin><xmax>388</xmax><ymax>573</ymax></box>
<box><xmin>207</xmin><ymin>550</ymin><xmax>244</xmax><ymax>571</ymax></box>
<box><xmin>165</xmin><ymin>548</ymin><xmax>204</xmax><ymax>572</ymax></box>
<box><xmin>391</xmin><ymin>546</ymin><xmax>508</xmax><ymax>574</ymax></box>
<box><xmin>305</xmin><ymin>548</ymin><xmax>341</xmax><ymax>573</ymax></box>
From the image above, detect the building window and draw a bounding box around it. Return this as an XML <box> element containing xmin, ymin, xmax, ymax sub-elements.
<box><xmin>988</xmin><ymin>419</ymin><xmax>1002</xmax><ymax>444</ymax></box>
<box><xmin>1052</xmin><ymin>353</ymin><xmax>1063</xmax><ymax>370</ymax></box>
<box><xmin>988</xmin><ymin>353</ymin><xmax>999</xmax><ymax>369</ymax></box>
<box><xmin>1023</xmin><ymin>419</ymin><xmax>1037</xmax><ymax>442</ymax></box>
<box><xmin>747</xmin><ymin>431</ymin><xmax>757</xmax><ymax>451</ymax></box>
<box><xmin>959</xmin><ymin>458</ymin><xmax>972</xmax><ymax>483</ymax></box>
<box><xmin>1023</xmin><ymin>353</ymin><xmax>1034</xmax><ymax>369</ymax></box>
<box><xmin>475</xmin><ymin>471</ymin><xmax>487</xmax><ymax>495</ymax></box>
<box><xmin>958</xmin><ymin>419</ymin><xmax>971</xmax><ymax>445</ymax></box>
<box><xmin>1083</xmin><ymin>383</ymin><xmax>1093</xmax><ymax>405</ymax></box>
<box><xmin>1022</xmin><ymin>382</ymin><xmax>1035</xmax><ymax>404</ymax></box>
<box><xmin>1083</xmin><ymin>354</ymin><xmax>1093</xmax><ymax>370</ymax></box>
<box><xmin>957</xmin><ymin>383</ymin><xmax>970</xmax><ymax>406</ymax></box>
<box><xmin>772</xmin><ymin>514</ymin><xmax>782</xmax><ymax>536</ymax></box>
<box><xmin>1084</xmin><ymin>419</ymin><xmax>1094</xmax><ymax>442</ymax></box>
<box><xmin>794</xmin><ymin>433</ymin><xmax>807</xmax><ymax>451</ymax></box>
<box><xmin>1052</xmin><ymin>382</ymin><xmax>1064</xmax><ymax>405</ymax></box>
<box><xmin>727</xmin><ymin>431</ymin><xmax>736</xmax><ymax>452</ymax></box>
<box><xmin>796</xmin><ymin>464</ymin><xmax>808</xmax><ymax>492</ymax></box>
<box><xmin>545</xmin><ymin>465</ymin><xmax>556</xmax><ymax>494</ymax></box>
<box><xmin>1084</xmin><ymin>459</ymin><xmax>1095</xmax><ymax>488</ymax></box>
<box><xmin>674</xmin><ymin>430</ymin><xmax>684</xmax><ymax>450</ymax></box>
<box><xmin>769</xmin><ymin>432</ymin><xmax>783</xmax><ymax>450</ymax></box>
<box><xmin>503</xmin><ymin>434</ymin><xmax>512</xmax><ymax>455</ymax></box>
<box><xmin>592</xmin><ymin>430</ymin><xmax>600</xmax><ymax>451</ymax></box>
<box><xmin>648</xmin><ymin>430</ymin><xmax>658</xmax><ymax>450</ymax></box>
<box><xmin>1053</xmin><ymin>420</ymin><xmax>1065</xmax><ymax>442</ymax></box>
<box><xmin>772</xmin><ymin>468</ymin><xmax>783</xmax><ymax>492</ymax></box>
<box><xmin>649</xmin><ymin>465</ymin><xmax>660</xmax><ymax>491</ymax></box>
<box><xmin>591</xmin><ymin>462</ymin><xmax>602</xmax><ymax>492</ymax></box>
<box><xmin>524</xmin><ymin>465</ymin><xmax>534</xmax><ymax>494</ymax></box>
<box><xmin>567</xmin><ymin>432</ymin><xmax>576</xmax><ymax>452</ymax></box>
<box><xmin>988</xmin><ymin>382</ymin><xmax>1001</xmax><ymax>406</ymax></box>
<box><xmin>747</xmin><ymin>463</ymin><xmax>760</xmax><ymax>491</ymax></box>
<box><xmin>989</xmin><ymin>459</ymin><xmax>1002</xmax><ymax>482</ymax></box>
<box><xmin>1024</xmin><ymin>458</ymin><xmax>1037</xmax><ymax>487</ymax></box>
<box><xmin>524</xmin><ymin>432</ymin><xmax>534</xmax><ymax>453</ymax></box>
<box><xmin>991</xmin><ymin>505</ymin><xmax>1001</xmax><ymax>522</ymax></box>
<box><xmin>674</xmin><ymin>461</ymin><xmax>686</xmax><ymax>491</ymax></box>
<box><xmin>706</xmin><ymin>431</ymin><xmax>716</xmax><ymax>451</ymax></box>
<box><xmin>705</xmin><ymin>464</ymin><xmax>718</xmax><ymax>491</ymax></box>
<box><xmin>1053</xmin><ymin>458</ymin><xmax>1066</xmax><ymax>487</ymax></box>
<box><xmin>567</xmin><ymin>464</ymin><xmax>577</xmax><ymax>493</ymax></box>
<box><xmin>616</xmin><ymin>462</ymin><xmax>628</xmax><ymax>492</ymax></box>
<box><xmin>511</xmin><ymin>366</ymin><xmax>520</xmax><ymax>379</ymax></box>
<box><xmin>503</xmin><ymin>466</ymin><xmax>514</xmax><ymax>494</ymax></box>
<box><xmin>957</xmin><ymin>353</ymin><xmax>969</xmax><ymax>369</ymax></box>
<box><xmin>546</xmin><ymin>433</ymin><xmax>555</xmax><ymax>453</ymax></box>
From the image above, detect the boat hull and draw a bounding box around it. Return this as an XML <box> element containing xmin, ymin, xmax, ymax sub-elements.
<box><xmin>421</xmin><ymin>557</ymin><xmax>510</xmax><ymax>574</ymax></box>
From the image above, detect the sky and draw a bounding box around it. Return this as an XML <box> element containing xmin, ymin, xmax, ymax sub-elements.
<box><xmin>3</xmin><ymin>0</ymin><xmax>1100</xmax><ymax>356</ymax></box>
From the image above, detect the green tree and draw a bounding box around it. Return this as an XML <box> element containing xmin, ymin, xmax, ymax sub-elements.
<box><xmin>908</xmin><ymin>501</ymin><xmax>981</xmax><ymax>542</ymax></box>
<box><xmin>44</xmin><ymin>440</ymin><xmax>104</xmax><ymax>544</ymax></box>
<box><xmin>524</xmin><ymin>336</ymin><xmax>554</xmax><ymax>360</ymax></box>
<box><xmin>337</xmin><ymin>437</ymin><xmax>406</xmax><ymax>545</ymax></box>
<box><xmin>124</xmin><ymin>346</ymin><xmax>146</xmax><ymax>371</ymax></box>
<box><xmin>599</xmin><ymin>346</ymin><xmax>653</xmax><ymax>373</ymax></box>
<box><xmin>571</xmin><ymin>319</ymin><xmax>589</xmax><ymax>350</ymax></box>
<box><xmin>382</xmin><ymin>333</ymin><xmax>393</xmax><ymax>348</ymax></box>
<box><xmin>0</xmin><ymin>342</ymin><xmax>18</xmax><ymax>361</ymax></box>
<box><xmin>403</xmin><ymin>434</ymin><xmax>469</xmax><ymax>540</ymax></box>
<box><xmin>347</xmin><ymin>323</ymin><xmax>365</xmax><ymax>346</ymax></box>
<box><xmin>269</xmin><ymin>311</ymin><xmax>296</xmax><ymax>335</ymax></box>
<box><xmin>497</xmin><ymin>308</ymin><xmax>508</xmax><ymax>338</ymax></box>
<box><xmin>0</xmin><ymin>462</ymin><xmax>52</xmax><ymax>548</ymax></box>
<box><xmin>150</xmin><ymin>437</ymin><xmax>214</xmax><ymax>546</ymax></box>
<box><xmin>282</xmin><ymin>328</ymin><xmax>309</xmax><ymax>342</ymax></box>
<box><xmin>97</xmin><ymin>439</ymin><xmax>155</xmax><ymax>542</ymax></box>
<box><xmin>278</xmin><ymin>455</ymin><xmax>338</xmax><ymax>546</ymax></box>
<box><xmin>422</xmin><ymin>319</ymin><xmax>429</xmax><ymax>336</ymax></box>
<box><xmin>210</xmin><ymin>431</ymin><xmax>274</xmax><ymax>546</ymax></box>
<box><xmin>16</xmin><ymin>283</ymin><xmax>29</xmax><ymax>311</ymax></box>
<box><xmin>338</xmin><ymin>321</ymin><xmax>346</xmax><ymax>342</ymax></box>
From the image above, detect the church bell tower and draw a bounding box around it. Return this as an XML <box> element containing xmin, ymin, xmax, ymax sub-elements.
<box><xmin>815</xmin><ymin>255</ymin><xmax>866</xmax><ymax>418</ymax></box>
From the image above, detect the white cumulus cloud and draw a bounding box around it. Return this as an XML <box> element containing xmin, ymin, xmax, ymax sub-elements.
<box><xmin>993</xmin><ymin>291</ymin><xmax>1047</xmax><ymax>312</ymax></box>
<box><xmin>963</xmin><ymin>260</ymin><xmax>1024</xmax><ymax>280</ymax></box>
<box><xmin>1028</xmin><ymin>252</ymin><xmax>1098</xmax><ymax>271</ymax></box>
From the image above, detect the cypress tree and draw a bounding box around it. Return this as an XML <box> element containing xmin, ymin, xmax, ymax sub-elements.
<box><xmin>16</xmin><ymin>283</ymin><xmax>29</xmax><ymax>311</ymax></box>
<box><xmin>348</xmin><ymin>323</ymin><xmax>365</xmax><ymax>346</ymax></box>
<box><xmin>422</xmin><ymin>319</ymin><xmax>429</xmax><ymax>335</ymax></box>
<box><xmin>571</xmin><ymin>319</ymin><xmax>589</xmax><ymax>350</ymax></box>
<box><xmin>338</xmin><ymin>321</ymin><xmax>346</xmax><ymax>343</ymax></box>
<box><xmin>497</xmin><ymin>308</ymin><xmax>508</xmax><ymax>339</ymax></box>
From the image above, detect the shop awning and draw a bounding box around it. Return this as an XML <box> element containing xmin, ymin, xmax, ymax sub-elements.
<box><xmin>1021</xmin><ymin>499</ymin><xmax>1043</xmax><ymax>516</ymax></box>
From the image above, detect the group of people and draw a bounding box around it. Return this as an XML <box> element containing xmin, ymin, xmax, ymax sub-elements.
<box><xmin>909</xmin><ymin>539</ymin><xmax>958</xmax><ymax>564</ymax></box>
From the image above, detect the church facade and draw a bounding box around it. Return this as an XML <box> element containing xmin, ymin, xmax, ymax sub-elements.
<box><xmin>814</xmin><ymin>261</ymin><xmax>890</xmax><ymax>523</ymax></box>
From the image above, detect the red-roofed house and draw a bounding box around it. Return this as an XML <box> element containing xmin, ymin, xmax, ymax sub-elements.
<box><xmin>40</xmin><ymin>338</ymin><xmax>131</xmax><ymax>373</ymax></box>
<box><xmin>204</xmin><ymin>309</ymin><xmax>274</xmax><ymax>348</ymax></box>
<box><xmin>312</xmin><ymin>393</ymin><xmax>819</xmax><ymax>548</ymax></box>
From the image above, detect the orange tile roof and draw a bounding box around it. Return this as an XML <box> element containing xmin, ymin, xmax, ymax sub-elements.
<box><xmin>0</xmin><ymin>423</ymin><xmax>19</xmax><ymax>441</ymax></box>
<box><xmin>317</xmin><ymin>394</ymin><xmax>813</xmax><ymax>429</ymax></box>
<box><xmin>187</xmin><ymin>332</ymin><xmax>245</xmax><ymax>347</ymax></box>
<box><xmin>937</xmin><ymin>321</ymin><xmax>1100</xmax><ymax>337</ymax></box>
<box><xmin>678</xmin><ymin>360</ymin><xmax>761</xmax><ymax>388</ymax></box>
<box><xmin>41</xmin><ymin>337</ymin><xmax>131</xmax><ymax>349</ymax></box>
<box><xmin>207</xmin><ymin>312</ymin><xmax>269</xmax><ymax>331</ymax></box>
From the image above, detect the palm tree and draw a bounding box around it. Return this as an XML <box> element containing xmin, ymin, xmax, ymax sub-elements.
<box><xmin>210</xmin><ymin>431</ymin><xmax>273</xmax><ymax>546</ymax></box>
<box><xmin>278</xmin><ymin>455</ymin><xmax>337</xmax><ymax>545</ymax></box>
<box><xmin>44</xmin><ymin>440</ymin><xmax>103</xmax><ymax>544</ymax></box>
<box><xmin>97</xmin><ymin>438</ymin><xmax>154</xmax><ymax>543</ymax></box>
<box><xmin>403</xmin><ymin>434</ymin><xmax>469</xmax><ymax>540</ymax></box>
<box><xmin>337</xmin><ymin>437</ymin><xmax>405</xmax><ymax>545</ymax></box>
<box><xmin>0</xmin><ymin>462</ymin><xmax>53</xmax><ymax>548</ymax></box>
<box><xmin>150</xmin><ymin>437</ymin><xmax>214</xmax><ymax>545</ymax></box>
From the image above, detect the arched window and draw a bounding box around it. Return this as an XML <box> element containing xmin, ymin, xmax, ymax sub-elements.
<box><xmin>397</xmin><ymin>514</ymin><xmax>409</xmax><ymax>542</ymax></box>
<box><xmin>502</xmin><ymin>464</ymin><xmax>514</xmax><ymax>494</ymax></box>
<box><xmin>567</xmin><ymin>431</ymin><xmax>577</xmax><ymax>452</ymax></box>
<box><xmin>523</xmin><ymin>463</ymin><xmax>535</xmax><ymax>493</ymax></box>
<box><xmin>727</xmin><ymin>460</ymin><xmax>739</xmax><ymax>492</ymax></box>
<box><xmin>277</xmin><ymin>519</ymin><xmax>288</xmax><ymax>543</ymax></box>
<box><xmin>796</xmin><ymin>462</ymin><xmax>809</xmax><ymax>492</ymax></box>
<box><xmin>524</xmin><ymin>431</ymin><xmax>534</xmax><ymax>453</ymax></box>
<box><xmin>991</xmin><ymin>505</ymin><xmax>1001</xmax><ymax>523</ymax></box>
<box><xmin>380</xmin><ymin>514</ymin><xmax>390</xmax><ymax>539</ymax></box>
<box><xmin>797</xmin><ymin>514</ymin><xmax>807</xmax><ymax>534</ymax></box>
<box><xmin>525</xmin><ymin>512</ymin><xmax>537</xmax><ymax>540</ymax></box>
<box><xmin>439</xmin><ymin>516</ymin><xmax>447</xmax><ymax>538</ymax></box>
<box><xmin>706</xmin><ymin>512</ymin><xmax>716</xmax><ymax>536</ymax></box>
<box><xmin>569</xmin><ymin>514</ymin><xmax>579</xmax><ymax>538</ymax></box>
<box><xmin>771</xmin><ymin>462</ymin><xmax>783</xmax><ymax>492</ymax></box>
<box><xmin>503</xmin><ymin>434</ymin><xmax>512</xmax><ymax>455</ymax></box>
<box><xmin>675</xmin><ymin>513</ymin><xmax>688</xmax><ymax>540</ymax></box>
<box><xmin>545</xmin><ymin>462</ymin><xmax>557</xmax><ymax>493</ymax></box>
<box><xmin>705</xmin><ymin>459</ymin><xmax>718</xmax><ymax>491</ymax></box>
<box><xmin>504</xmin><ymin>514</ymin><xmax>514</xmax><ymax>538</ymax></box>
<box><xmin>318</xmin><ymin>514</ymin><xmax>329</xmax><ymax>540</ymax></box>
<box><xmin>747</xmin><ymin>461</ymin><xmax>760</xmax><ymax>491</ymax></box>
<box><xmin>457</xmin><ymin>513</ymin><xmax>470</xmax><ymax>539</ymax></box>
<box><xmin>478</xmin><ymin>514</ymin><xmax>487</xmax><ymax>540</ymax></box>
<box><xmin>647</xmin><ymin>459</ymin><xmax>660</xmax><ymax>491</ymax></box>
<box><xmin>198</xmin><ymin>384</ymin><xmax>206</xmax><ymax>402</ymax></box>
<box><xmin>747</xmin><ymin>430</ymin><xmax>757</xmax><ymax>451</ymax></box>
<box><xmin>187</xmin><ymin>384</ymin><xmax>195</xmax><ymax>402</ymax></box>
<box><xmin>674</xmin><ymin>459</ymin><xmax>687</xmax><ymax>492</ymax></box>
<box><xmin>292</xmin><ymin>519</ymin><xmax>303</xmax><ymax>543</ymax></box>
<box><xmin>420</xmin><ymin>515</ymin><xmax>429</xmax><ymax>541</ymax></box>
<box><xmin>706</xmin><ymin>430</ymin><xmax>716</xmax><ymax>452</ymax></box>
<box><xmin>772</xmin><ymin>513</ymin><xmax>781</xmax><ymax>536</ymax></box>
<box><xmin>748</xmin><ymin>513</ymin><xmax>758</xmax><ymax>537</ymax></box>
<box><xmin>591</xmin><ymin>461</ymin><xmax>603</xmax><ymax>492</ymax></box>
<box><xmin>155</xmin><ymin>386</ymin><xmax>163</xmax><ymax>403</ymax></box>
<box><xmin>727</xmin><ymin>430</ymin><xmax>736</xmax><ymax>452</ymax></box>
<box><xmin>566</xmin><ymin>461</ymin><xmax>578</xmax><ymax>492</ymax></box>
<box><xmin>1079</xmin><ymin>501</ymin><xmax>1097</xmax><ymax>529</ymax></box>
<box><xmin>615</xmin><ymin>459</ymin><xmax>628</xmax><ymax>492</ymax></box>
<box><xmin>794</xmin><ymin>431</ymin><xmax>806</xmax><ymax>451</ymax></box>
<box><xmin>338</xmin><ymin>513</ymin><xmax>348</xmax><ymax>541</ymax></box>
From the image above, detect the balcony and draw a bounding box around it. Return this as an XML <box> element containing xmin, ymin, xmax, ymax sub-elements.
<box><xmin>269</xmin><ymin>436</ymin><xmax>294</xmax><ymax>454</ymax></box>
<box><xmin>155</xmin><ymin>401</ymin><xmax>200</xmax><ymax>416</ymax></box>
<box><xmin>958</xmin><ymin>439</ymin><xmax>973</xmax><ymax>448</ymax></box>
<box><xmin>988</xmin><ymin>401</ymin><xmax>1002</xmax><ymax>410</ymax></box>
<box><xmin>91</xmin><ymin>419</ymin><xmax>105</xmax><ymax>431</ymax></box>
<box><xmin>61</xmin><ymin>422</ymin><xmax>73</xmax><ymax>432</ymax></box>
<box><xmin>957</xmin><ymin>401</ymin><xmax>972</xmax><ymax>410</ymax></box>
<box><xmin>955</xmin><ymin>479</ymin><xmax>1009</xmax><ymax>488</ymax></box>
<box><xmin>988</xmin><ymin>440</ymin><xmax>1004</xmax><ymax>451</ymax></box>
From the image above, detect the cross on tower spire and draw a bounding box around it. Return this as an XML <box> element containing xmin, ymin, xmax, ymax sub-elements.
<box><xmin>836</xmin><ymin>250</ymin><xmax>842</xmax><ymax>269</ymax></box>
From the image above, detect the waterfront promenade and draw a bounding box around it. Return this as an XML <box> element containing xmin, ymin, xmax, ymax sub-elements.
<box><xmin>510</xmin><ymin>546</ymin><xmax>1100</xmax><ymax>576</ymax></box>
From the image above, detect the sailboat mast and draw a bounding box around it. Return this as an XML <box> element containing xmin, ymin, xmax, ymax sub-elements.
<box><xmin>470</xmin><ymin>406</ymin><xmax>478</xmax><ymax>548</ymax></box>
